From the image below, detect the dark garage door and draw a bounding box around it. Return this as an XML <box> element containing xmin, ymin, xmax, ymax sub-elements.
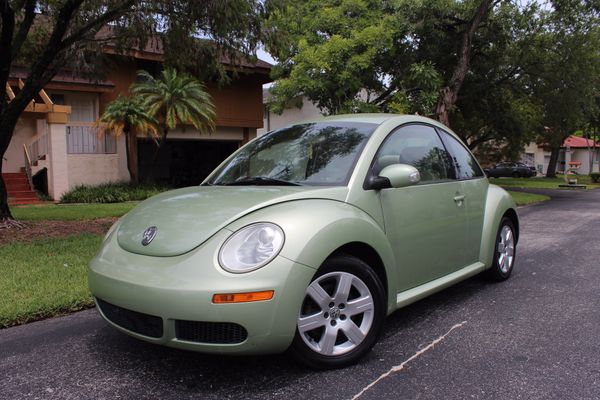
<box><xmin>138</xmin><ymin>139</ymin><xmax>239</xmax><ymax>187</ymax></box>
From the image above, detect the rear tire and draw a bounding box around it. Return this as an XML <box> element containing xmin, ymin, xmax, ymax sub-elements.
<box><xmin>289</xmin><ymin>255</ymin><xmax>386</xmax><ymax>369</ymax></box>
<box><xmin>487</xmin><ymin>217</ymin><xmax>517</xmax><ymax>281</ymax></box>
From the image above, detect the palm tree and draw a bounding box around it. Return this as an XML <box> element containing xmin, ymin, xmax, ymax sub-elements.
<box><xmin>97</xmin><ymin>95</ymin><xmax>159</xmax><ymax>182</ymax></box>
<box><xmin>132</xmin><ymin>68</ymin><xmax>216</xmax><ymax>144</ymax></box>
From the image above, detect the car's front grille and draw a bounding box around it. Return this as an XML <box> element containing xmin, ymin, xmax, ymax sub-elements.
<box><xmin>175</xmin><ymin>320</ymin><xmax>248</xmax><ymax>344</ymax></box>
<box><xmin>96</xmin><ymin>298</ymin><xmax>163</xmax><ymax>338</ymax></box>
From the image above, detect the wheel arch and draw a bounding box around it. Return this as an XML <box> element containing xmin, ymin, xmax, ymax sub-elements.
<box><xmin>329</xmin><ymin>242</ymin><xmax>388</xmax><ymax>302</ymax></box>
<box><xmin>503</xmin><ymin>208</ymin><xmax>519</xmax><ymax>243</ymax></box>
<box><xmin>480</xmin><ymin>185</ymin><xmax>519</xmax><ymax>268</ymax></box>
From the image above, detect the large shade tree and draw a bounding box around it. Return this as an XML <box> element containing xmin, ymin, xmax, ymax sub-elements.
<box><xmin>264</xmin><ymin>0</ymin><xmax>500</xmax><ymax>120</ymax></box>
<box><xmin>0</xmin><ymin>0</ymin><xmax>265</xmax><ymax>226</ymax></box>
<box><xmin>264</xmin><ymin>0</ymin><xmax>598</xmax><ymax>165</ymax></box>
<box><xmin>523</xmin><ymin>1</ymin><xmax>600</xmax><ymax>177</ymax></box>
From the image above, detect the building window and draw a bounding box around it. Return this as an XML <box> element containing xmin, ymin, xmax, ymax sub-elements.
<box><xmin>49</xmin><ymin>91</ymin><xmax>116</xmax><ymax>154</ymax></box>
<box><xmin>67</xmin><ymin>126</ymin><xmax>117</xmax><ymax>154</ymax></box>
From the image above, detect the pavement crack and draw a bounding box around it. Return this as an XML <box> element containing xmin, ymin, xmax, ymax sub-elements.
<box><xmin>350</xmin><ymin>320</ymin><xmax>468</xmax><ymax>400</ymax></box>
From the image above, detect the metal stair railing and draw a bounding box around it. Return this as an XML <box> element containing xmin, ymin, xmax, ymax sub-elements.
<box><xmin>22</xmin><ymin>144</ymin><xmax>34</xmax><ymax>191</ymax></box>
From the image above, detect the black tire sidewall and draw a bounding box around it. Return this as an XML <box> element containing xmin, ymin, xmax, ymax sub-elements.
<box><xmin>289</xmin><ymin>254</ymin><xmax>386</xmax><ymax>369</ymax></box>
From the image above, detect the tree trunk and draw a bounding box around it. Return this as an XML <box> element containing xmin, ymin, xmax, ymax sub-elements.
<box><xmin>434</xmin><ymin>0</ymin><xmax>493</xmax><ymax>126</ymax></box>
<box><xmin>162</xmin><ymin>126</ymin><xmax>169</xmax><ymax>144</ymax></box>
<box><xmin>0</xmin><ymin>114</ymin><xmax>21</xmax><ymax>221</ymax></box>
<box><xmin>125</xmin><ymin>131</ymin><xmax>139</xmax><ymax>182</ymax></box>
<box><xmin>546</xmin><ymin>146</ymin><xmax>560</xmax><ymax>178</ymax></box>
<box><xmin>0</xmin><ymin>158</ymin><xmax>13</xmax><ymax>221</ymax></box>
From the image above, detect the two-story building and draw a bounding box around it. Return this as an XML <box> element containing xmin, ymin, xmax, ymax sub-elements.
<box><xmin>4</xmin><ymin>46</ymin><xmax>271</xmax><ymax>202</ymax></box>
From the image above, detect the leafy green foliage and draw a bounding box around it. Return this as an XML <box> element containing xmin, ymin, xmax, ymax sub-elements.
<box><xmin>59</xmin><ymin>182</ymin><xmax>170</xmax><ymax>204</ymax></box>
<box><xmin>265</xmin><ymin>0</ymin><xmax>502</xmax><ymax>117</ymax></box>
<box><xmin>132</xmin><ymin>69</ymin><xmax>216</xmax><ymax>141</ymax></box>
<box><xmin>522</xmin><ymin>1</ymin><xmax>600</xmax><ymax>176</ymax></box>
<box><xmin>0</xmin><ymin>234</ymin><xmax>101</xmax><ymax>328</ymax></box>
<box><xmin>98</xmin><ymin>95</ymin><xmax>159</xmax><ymax>140</ymax></box>
<box><xmin>266</xmin><ymin>0</ymin><xmax>400</xmax><ymax>115</ymax></box>
<box><xmin>590</xmin><ymin>173</ymin><xmax>600</xmax><ymax>183</ymax></box>
<box><xmin>265</xmin><ymin>0</ymin><xmax>599</xmax><ymax>163</ymax></box>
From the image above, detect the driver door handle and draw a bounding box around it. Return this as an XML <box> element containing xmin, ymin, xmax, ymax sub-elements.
<box><xmin>454</xmin><ymin>194</ymin><xmax>465</xmax><ymax>206</ymax></box>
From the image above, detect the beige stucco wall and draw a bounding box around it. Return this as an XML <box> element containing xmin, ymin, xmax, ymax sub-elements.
<box><xmin>67</xmin><ymin>135</ymin><xmax>129</xmax><ymax>188</ymax></box>
<box><xmin>258</xmin><ymin>96</ymin><xmax>323</xmax><ymax>136</ymax></box>
<box><xmin>47</xmin><ymin>123</ymin><xmax>69</xmax><ymax>200</ymax></box>
<box><xmin>3</xmin><ymin>117</ymin><xmax>37</xmax><ymax>172</ymax></box>
<box><xmin>570</xmin><ymin>148</ymin><xmax>600</xmax><ymax>174</ymax></box>
<box><xmin>523</xmin><ymin>142</ymin><xmax>546</xmax><ymax>175</ymax></box>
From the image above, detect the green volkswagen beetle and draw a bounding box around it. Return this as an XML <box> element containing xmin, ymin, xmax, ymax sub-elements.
<box><xmin>89</xmin><ymin>114</ymin><xmax>518</xmax><ymax>368</ymax></box>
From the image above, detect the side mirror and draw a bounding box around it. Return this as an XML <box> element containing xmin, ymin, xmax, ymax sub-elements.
<box><xmin>380</xmin><ymin>164</ymin><xmax>421</xmax><ymax>188</ymax></box>
<box><xmin>366</xmin><ymin>163</ymin><xmax>421</xmax><ymax>190</ymax></box>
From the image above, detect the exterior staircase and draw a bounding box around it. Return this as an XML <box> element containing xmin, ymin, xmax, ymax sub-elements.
<box><xmin>2</xmin><ymin>172</ymin><xmax>42</xmax><ymax>205</ymax></box>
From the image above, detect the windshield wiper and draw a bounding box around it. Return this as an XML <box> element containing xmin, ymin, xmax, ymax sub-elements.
<box><xmin>225</xmin><ymin>176</ymin><xmax>303</xmax><ymax>186</ymax></box>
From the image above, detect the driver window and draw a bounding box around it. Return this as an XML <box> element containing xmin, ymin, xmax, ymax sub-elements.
<box><xmin>373</xmin><ymin>125</ymin><xmax>453</xmax><ymax>182</ymax></box>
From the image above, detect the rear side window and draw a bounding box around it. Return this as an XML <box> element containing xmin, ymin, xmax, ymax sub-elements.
<box><xmin>438</xmin><ymin>130</ymin><xmax>484</xmax><ymax>179</ymax></box>
<box><xmin>373</xmin><ymin>124</ymin><xmax>454</xmax><ymax>183</ymax></box>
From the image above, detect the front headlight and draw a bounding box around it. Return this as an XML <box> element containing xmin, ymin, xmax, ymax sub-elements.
<box><xmin>219</xmin><ymin>223</ymin><xmax>285</xmax><ymax>273</ymax></box>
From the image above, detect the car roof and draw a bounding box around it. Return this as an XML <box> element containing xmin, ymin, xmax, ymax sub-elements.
<box><xmin>301</xmin><ymin>113</ymin><xmax>449</xmax><ymax>128</ymax></box>
<box><xmin>282</xmin><ymin>113</ymin><xmax>465</xmax><ymax>144</ymax></box>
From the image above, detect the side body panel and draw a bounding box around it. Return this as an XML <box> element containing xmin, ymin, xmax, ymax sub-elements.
<box><xmin>461</xmin><ymin>177</ymin><xmax>488</xmax><ymax>264</ymax></box>
<box><xmin>379</xmin><ymin>181</ymin><xmax>469</xmax><ymax>292</ymax></box>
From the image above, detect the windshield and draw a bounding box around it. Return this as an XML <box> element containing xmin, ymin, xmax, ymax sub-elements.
<box><xmin>206</xmin><ymin>122</ymin><xmax>377</xmax><ymax>186</ymax></box>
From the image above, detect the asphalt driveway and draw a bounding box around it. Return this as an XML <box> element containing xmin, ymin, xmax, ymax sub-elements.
<box><xmin>1</xmin><ymin>188</ymin><xmax>599</xmax><ymax>400</ymax></box>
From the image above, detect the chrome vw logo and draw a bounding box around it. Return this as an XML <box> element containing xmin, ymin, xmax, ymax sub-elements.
<box><xmin>141</xmin><ymin>226</ymin><xmax>158</xmax><ymax>246</ymax></box>
<box><xmin>329</xmin><ymin>307</ymin><xmax>341</xmax><ymax>320</ymax></box>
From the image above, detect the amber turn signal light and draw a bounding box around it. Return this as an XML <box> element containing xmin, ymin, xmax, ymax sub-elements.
<box><xmin>212</xmin><ymin>290</ymin><xmax>275</xmax><ymax>304</ymax></box>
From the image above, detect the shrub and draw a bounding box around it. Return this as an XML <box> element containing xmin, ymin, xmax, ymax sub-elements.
<box><xmin>590</xmin><ymin>173</ymin><xmax>600</xmax><ymax>183</ymax></box>
<box><xmin>60</xmin><ymin>182</ymin><xmax>171</xmax><ymax>203</ymax></box>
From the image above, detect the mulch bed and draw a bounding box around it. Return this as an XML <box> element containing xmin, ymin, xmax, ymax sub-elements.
<box><xmin>0</xmin><ymin>218</ymin><xmax>116</xmax><ymax>245</ymax></box>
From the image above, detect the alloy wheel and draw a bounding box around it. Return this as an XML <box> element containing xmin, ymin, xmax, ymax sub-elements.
<box><xmin>497</xmin><ymin>225</ymin><xmax>515</xmax><ymax>273</ymax></box>
<box><xmin>297</xmin><ymin>271</ymin><xmax>374</xmax><ymax>356</ymax></box>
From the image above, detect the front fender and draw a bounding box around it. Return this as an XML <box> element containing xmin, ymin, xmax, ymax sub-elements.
<box><xmin>225</xmin><ymin>199</ymin><xmax>397</xmax><ymax>313</ymax></box>
<box><xmin>480</xmin><ymin>184</ymin><xmax>518</xmax><ymax>268</ymax></box>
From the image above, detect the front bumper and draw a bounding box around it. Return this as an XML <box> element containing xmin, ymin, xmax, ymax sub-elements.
<box><xmin>88</xmin><ymin>229</ymin><xmax>316</xmax><ymax>355</ymax></box>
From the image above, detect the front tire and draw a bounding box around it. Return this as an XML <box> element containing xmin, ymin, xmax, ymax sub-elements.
<box><xmin>488</xmin><ymin>217</ymin><xmax>517</xmax><ymax>281</ymax></box>
<box><xmin>289</xmin><ymin>255</ymin><xmax>386</xmax><ymax>369</ymax></box>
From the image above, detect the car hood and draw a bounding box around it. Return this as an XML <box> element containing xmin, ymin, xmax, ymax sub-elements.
<box><xmin>116</xmin><ymin>186</ymin><xmax>347</xmax><ymax>257</ymax></box>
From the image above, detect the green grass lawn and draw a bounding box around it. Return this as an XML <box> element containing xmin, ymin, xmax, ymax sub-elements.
<box><xmin>12</xmin><ymin>202</ymin><xmax>138</xmax><ymax>221</ymax></box>
<box><xmin>508</xmin><ymin>191</ymin><xmax>550</xmax><ymax>206</ymax></box>
<box><xmin>490</xmin><ymin>175</ymin><xmax>600</xmax><ymax>190</ymax></box>
<box><xmin>0</xmin><ymin>233</ymin><xmax>101</xmax><ymax>328</ymax></box>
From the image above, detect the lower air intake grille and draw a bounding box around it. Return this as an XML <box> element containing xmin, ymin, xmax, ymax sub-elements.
<box><xmin>96</xmin><ymin>298</ymin><xmax>163</xmax><ymax>338</ymax></box>
<box><xmin>175</xmin><ymin>320</ymin><xmax>248</xmax><ymax>344</ymax></box>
